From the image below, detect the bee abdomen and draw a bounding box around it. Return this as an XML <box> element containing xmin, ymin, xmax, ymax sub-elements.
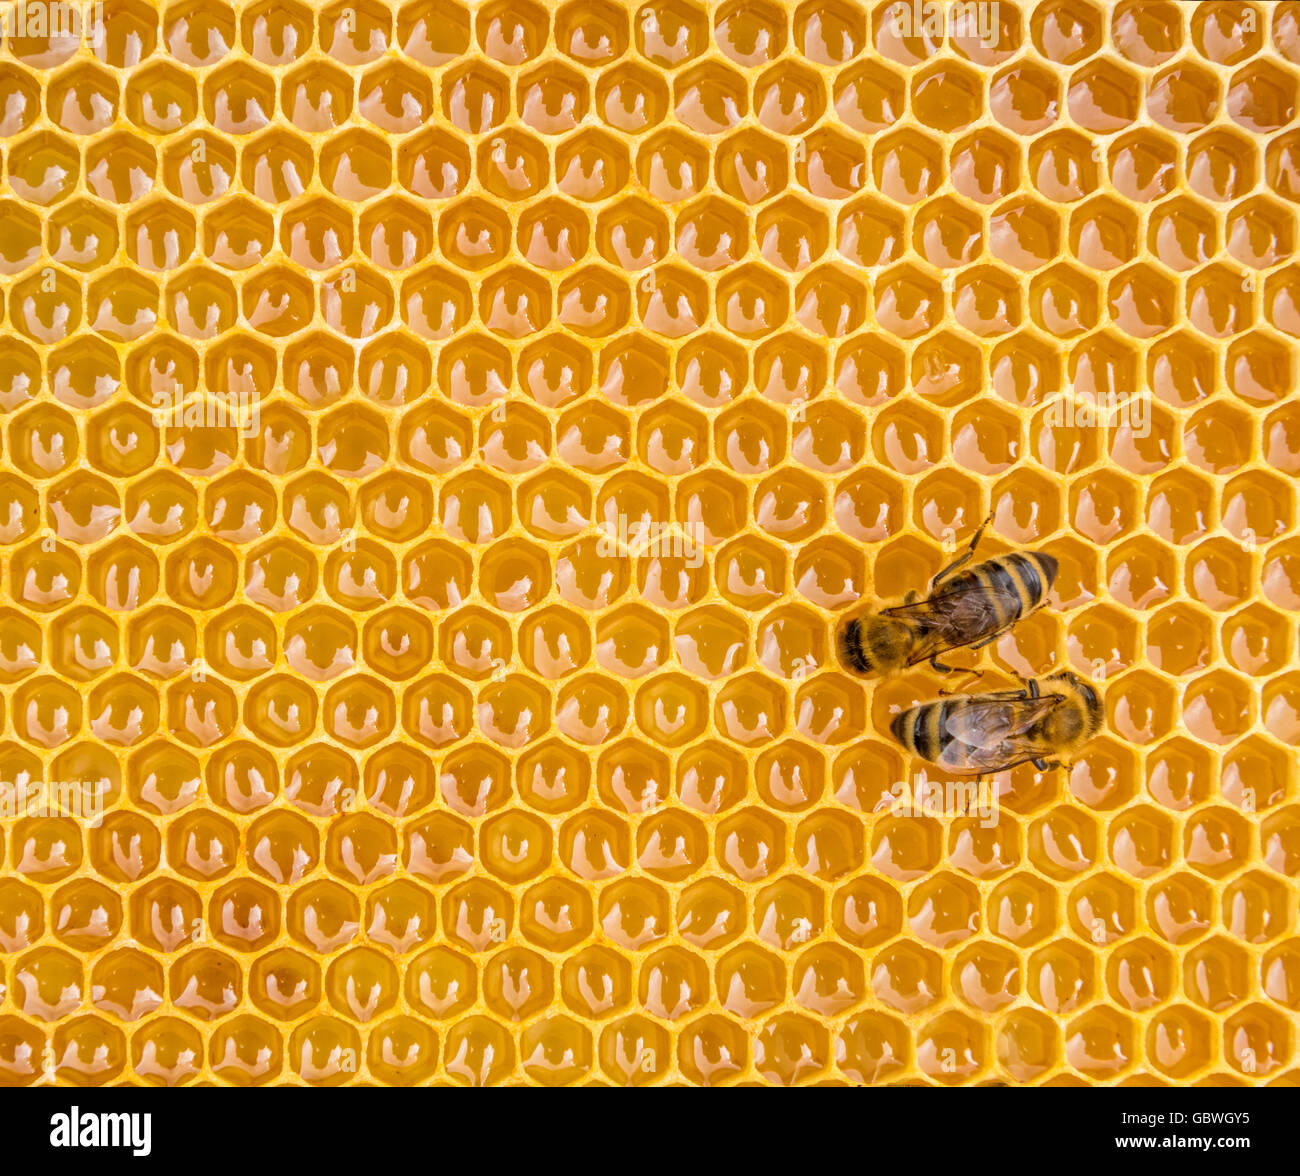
<box><xmin>891</xmin><ymin>701</ymin><xmax>947</xmax><ymax>760</ymax></box>
<box><xmin>985</xmin><ymin>553</ymin><xmax>1048</xmax><ymax>621</ymax></box>
<box><xmin>838</xmin><ymin>617</ymin><xmax>871</xmax><ymax>674</ymax></box>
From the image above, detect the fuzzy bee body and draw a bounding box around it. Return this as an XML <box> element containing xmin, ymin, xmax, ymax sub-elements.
<box><xmin>838</xmin><ymin>518</ymin><xmax>1058</xmax><ymax>676</ymax></box>
<box><xmin>890</xmin><ymin>671</ymin><xmax>1103</xmax><ymax>776</ymax></box>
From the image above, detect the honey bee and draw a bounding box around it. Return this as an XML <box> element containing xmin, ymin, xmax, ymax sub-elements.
<box><xmin>838</xmin><ymin>516</ymin><xmax>1058</xmax><ymax>675</ymax></box>
<box><xmin>890</xmin><ymin>671</ymin><xmax>1103</xmax><ymax>776</ymax></box>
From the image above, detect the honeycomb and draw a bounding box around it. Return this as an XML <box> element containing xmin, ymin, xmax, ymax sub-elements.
<box><xmin>0</xmin><ymin>0</ymin><xmax>1298</xmax><ymax>1088</ymax></box>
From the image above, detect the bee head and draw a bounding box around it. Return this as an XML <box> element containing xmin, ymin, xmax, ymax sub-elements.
<box><xmin>1044</xmin><ymin>671</ymin><xmax>1104</xmax><ymax>742</ymax></box>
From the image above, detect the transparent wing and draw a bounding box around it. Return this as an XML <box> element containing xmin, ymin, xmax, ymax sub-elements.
<box><xmin>884</xmin><ymin>582</ymin><xmax>1011</xmax><ymax>661</ymax></box>
<box><xmin>943</xmin><ymin>695</ymin><xmax>1061</xmax><ymax>751</ymax></box>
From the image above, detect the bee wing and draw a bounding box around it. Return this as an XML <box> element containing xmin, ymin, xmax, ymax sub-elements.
<box><xmin>943</xmin><ymin>695</ymin><xmax>1062</xmax><ymax>751</ymax></box>
<box><xmin>935</xmin><ymin>694</ymin><xmax>1063</xmax><ymax>774</ymax></box>
<box><xmin>884</xmin><ymin>583</ymin><xmax>1008</xmax><ymax>660</ymax></box>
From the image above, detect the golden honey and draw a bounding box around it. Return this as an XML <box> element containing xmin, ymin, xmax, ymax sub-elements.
<box><xmin>0</xmin><ymin>0</ymin><xmax>1297</xmax><ymax>1088</ymax></box>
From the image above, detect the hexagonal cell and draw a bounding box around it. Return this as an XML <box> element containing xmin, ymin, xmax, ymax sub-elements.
<box><xmin>952</xmin><ymin>266</ymin><xmax>1020</xmax><ymax>337</ymax></box>
<box><xmin>949</xmin><ymin>129</ymin><xmax>1022</xmax><ymax>208</ymax></box>
<box><xmin>126</xmin><ymin>64</ymin><xmax>195</xmax><ymax>135</ymax></box>
<box><xmin>200</xmin><ymin>198</ymin><xmax>274</xmax><ymax>273</ymax></box>
<box><xmin>816</xmin><ymin>571</ymin><xmax>878</xmax><ymax>652</ymax></box>
<box><xmin>1186</xmin><ymin>128</ymin><xmax>1257</xmax><ymax>205</ymax></box>
<box><xmin>315</xmin><ymin>0</ymin><xmax>390</xmax><ymax>64</ymax></box>
<box><xmin>392</xmin><ymin>0</ymin><xmax>470</xmax><ymax>64</ymax></box>
<box><xmin>596</xmin><ymin>61</ymin><xmax>668</xmax><ymax>133</ymax></box>
<box><xmin>1222</xmin><ymin>602</ymin><xmax>1292</xmax><ymax>677</ymax></box>
<box><xmin>1031</xmin><ymin>0</ymin><xmax>1102</xmax><ymax>63</ymax></box>
<box><xmin>987</xmin><ymin>197</ymin><xmax>1058</xmax><ymax>273</ymax></box>
<box><xmin>1222</xmin><ymin>871</ymin><xmax>1291</xmax><ymax>946</ymax></box>
<box><xmin>1066</xmin><ymin>1006</ymin><xmax>1137</xmax><ymax>1080</ymax></box>
<box><xmin>950</xmin><ymin>398</ymin><xmax>1020</xmax><ymax>476</ymax></box>
<box><xmin>47</xmin><ymin>63</ymin><xmax>119</xmax><ymax>137</ymax></box>
<box><xmin>0</xmin><ymin>200</ymin><xmax>44</xmax><ymax>281</ymax></box>
<box><xmin>552</xmin><ymin>0</ymin><xmax>624</xmax><ymax>62</ymax></box>
<box><xmin>1068</xmin><ymin>59</ymin><xmax>1140</xmax><ymax>134</ymax></box>
<box><xmin>989</xmin><ymin>62</ymin><xmax>1060</xmax><ymax>135</ymax></box>
<box><xmin>1106</xmin><ymin>535</ymin><xmax>1176</xmax><ymax>610</ymax></box>
<box><xmin>911</xmin><ymin>61</ymin><xmax>983</xmax><ymax>133</ymax></box>
<box><xmin>237</xmin><ymin>131</ymin><xmax>312</xmax><ymax>206</ymax></box>
<box><xmin>7</xmin><ymin>131</ymin><xmax>82</xmax><ymax>206</ymax></box>
<box><xmin>669</xmin><ymin>196</ymin><xmax>742</xmax><ymax>273</ymax></box>
<box><xmin>1066</xmin><ymin>602</ymin><xmax>1137</xmax><ymax>681</ymax></box>
<box><xmin>200</xmin><ymin>63</ymin><xmax>271</xmax><ymax>139</ymax></box>
<box><xmin>0</xmin><ymin>65</ymin><xmax>41</xmax><ymax>138</ymax></box>
<box><xmin>1192</xmin><ymin>0</ymin><xmax>1261</xmax><ymax>64</ymax></box>
<box><xmin>1141</xmin><ymin>332</ymin><xmax>1210</xmax><ymax>411</ymax></box>
<box><xmin>512</xmin><ymin>198</ymin><xmax>585</xmax><ymax>271</ymax></box>
<box><xmin>282</xmin><ymin>60</ymin><xmax>353</xmax><ymax>132</ymax></box>
<box><xmin>238</xmin><ymin>266</ymin><xmax>312</xmax><ymax>338</ymax></box>
<box><xmin>161</xmin><ymin>133</ymin><xmax>236</xmax><ymax>205</ymax></box>
<box><xmin>751</xmin><ymin>61</ymin><xmax>822</xmax><ymax>137</ymax></box>
<box><xmin>237</xmin><ymin>0</ymin><xmax>311</xmax><ymax>63</ymax></box>
<box><xmin>1180</xmin><ymin>670</ymin><xmax>1254</xmax><ymax>746</ymax></box>
<box><xmin>1224</xmin><ymin>330</ymin><xmax>1291</xmax><ymax>411</ymax></box>
<box><xmin>952</xmin><ymin>0</ymin><xmax>1021</xmax><ymax>63</ymax></box>
<box><xmin>917</xmin><ymin>1010</ymin><xmax>988</xmax><ymax>1084</ymax></box>
<box><xmin>476</xmin><ymin>129</ymin><xmax>549</xmax><ymax>202</ymax></box>
<box><xmin>354</xmin><ymin>60</ymin><xmax>434</xmax><ymax>136</ymax></box>
<box><xmin>315</xmin><ymin>130</ymin><xmax>390</xmax><ymax>204</ymax></box>
<box><xmin>907</xmin><ymin>872</ymin><xmax>981</xmax><ymax>948</ymax></box>
<box><xmin>557</xmin><ymin>130</ymin><xmax>627</xmax><ymax>204</ymax></box>
<box><xmin>1112</xmin><ymin>0</ymin><xmax>1182</xmax><ymax>65</ymax></box>
<box><xmin>672</xmin><ymin>60</ymin><xmax>747</xmax><ymax>135</ymax></box>
<box><xmin>1227</xmin><ymin>197</ymin><xmax>1295</xmax><ymax>274</ymax></box>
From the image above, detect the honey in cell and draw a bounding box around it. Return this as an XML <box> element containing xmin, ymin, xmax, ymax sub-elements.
<box><xmin>0</xmin><ymin>0</ymin><xmax>1297</xmax><ymax>1088</ymax></box>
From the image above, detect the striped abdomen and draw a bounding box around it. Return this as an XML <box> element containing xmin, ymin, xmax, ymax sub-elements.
<box><xmin>890</xmin><ymin>699</ymin><xmax>950</xmax><ymax>762</ymax></box>
<box><xmin>941</xmin><ymin>551</ymin><xmax>1057</xmax><ymax>631</ymax></box>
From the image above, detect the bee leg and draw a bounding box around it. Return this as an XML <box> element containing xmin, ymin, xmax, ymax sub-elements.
<box><xmin>1032</xmin><ymin>757</ymin><xmax>1049</xmax><ymax>771</ymax></box>
<box><xmin>937</xmin><ymin>670</ymin><xmax>984</xmax><ymax>697</ymax></box>
<box><xmin>929</xmin><ymin>655</ymin><xmax>956</xmax><ymax>673</ymax></box>
<box><xmin>1003</xmin><ymin>670</ymin><xmax>1039</xmax><ymax>698</ymax></box>
<box><xmin>930</xmin><ymin>512</ymin><xmax>993</xmax><ymax>590</ymax></box>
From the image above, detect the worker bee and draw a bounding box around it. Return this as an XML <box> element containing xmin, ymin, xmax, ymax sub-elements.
<box><xmin>890</xmin><ymin>671</ymin><xmax>1103</xmax><ymax>776</ymax></box>
<box><xmin>838</xmin><ymin>516</ymin><xmax>1058</xmax><ymax>675</ymax></box>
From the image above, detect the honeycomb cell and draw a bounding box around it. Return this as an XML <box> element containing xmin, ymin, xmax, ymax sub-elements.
<box><xmin>54</xmin><ymin>1017</ymin><xmax>127</xmax><ymax>1086</ymax></box>
<box><xmin>0</xmin><ymin>0</ymin><xmax>1292</xmax><ymax>1089</ymax></box>
<box><xmin>917</xmin><ymin>1010</ymin><xmax>987</xmax><ymax>1085</ymax></box>
<box><xmin>598</xmin><ymin>737</ymin><xmax>667</xmax><ymax>815</ymax></box>
<box><xmin>836</xmin><ymin>1012</ymin><xmax>908</xmax><ymax>1084</ymax></box>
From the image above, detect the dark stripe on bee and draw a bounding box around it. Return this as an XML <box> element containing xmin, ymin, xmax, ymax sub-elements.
<box><xmin>922</xmin><ymin>702</ymin><xmax>945</xmax><ymax>760</ymax></box>
<box><xmin>966</xmin><ymin>553</ymin><xmax>1050</xmax><ymax>624</ymax></box>
<box><xmin>893</xmin><ymin>701</ymin><xmax>948</xmax><ymax>760</ymax></box>
<box><xmin>838</xmin><ymin>618</ymin><xmax>869</xmax><ymax>673</ymax></box>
